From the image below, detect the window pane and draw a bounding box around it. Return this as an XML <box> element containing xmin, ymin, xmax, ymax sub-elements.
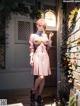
<box><xmin>18</xmin><ymin>21</ymin><xmax>30</xmax><ymax>40</ymax></box>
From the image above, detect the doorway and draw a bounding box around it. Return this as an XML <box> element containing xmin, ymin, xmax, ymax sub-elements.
<box><xmin>43</xmin><ymin>31</ymin><xmax>57</xmax><ymax>101</ymax></box>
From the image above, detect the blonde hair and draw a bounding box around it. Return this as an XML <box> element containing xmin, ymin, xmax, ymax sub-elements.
<box><xmin>36</xmin><ymin>18</ymin><xmax>47</xmax><ymax>29</ymax></box>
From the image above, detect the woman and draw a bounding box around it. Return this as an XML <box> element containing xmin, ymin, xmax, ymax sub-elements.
<box><xmin>29</xmin><ymin>18</ymin><xmax>53</xmax><ymax>104</ymax></box>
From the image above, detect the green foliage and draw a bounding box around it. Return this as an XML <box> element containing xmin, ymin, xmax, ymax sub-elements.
<box><xmin>0</xmin><ymin>0</ymin><xmax>30</xmax><ymax>17</ymax></box>
<box><xmin>61</xmin><ymin>47</ymin><xmax>74</xmax><ymax>88</ymax></box>
<box><xmin>0</xmin><ymin>0</ymin><xmax>42</xmax><ymax>19</ymax></box>
<box><xmin>68</xmin><ymin>95</ymin><xmax>77</xmax><ymax>106</ymax></box>
<box><xmin>58</xmin><ymin>79</ymin><xmax>70</xmax><ymax>106</ymax></box>
<box><xmin>30</xmin><ymin>7</ymin><xmax>42</xmax><ymax>19</ymax></box>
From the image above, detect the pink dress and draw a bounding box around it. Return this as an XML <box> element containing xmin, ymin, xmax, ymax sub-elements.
<box><xmin>29</xmin><ymin>33</ymin><xmax>51</xmax><ymax>76</ymax></box>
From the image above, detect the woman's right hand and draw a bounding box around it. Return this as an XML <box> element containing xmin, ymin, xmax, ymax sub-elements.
<box><xmin>30</xmin><ymin>56</ymin><xmax>34</xmax><ymax>66</ymax></box>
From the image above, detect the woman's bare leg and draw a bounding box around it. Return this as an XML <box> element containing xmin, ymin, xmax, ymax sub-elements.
<box><xmin>34</xmin><ymin>76</ymin><xmax>45</xmax><ymax>104</ymax></box>
<box><xmin>34</xmin><ymin>76</ymin><xmax>42</xmax><ymax>93</ymax></box>
<box><xmin>38</xmin><ymin>76</ymin><xmax>45</xmax><ymax>95</ymax></box>
<box><xmin>33</xmin><ymin>75</ymin><xmax>45</xmax><ymax>94</ymax></box>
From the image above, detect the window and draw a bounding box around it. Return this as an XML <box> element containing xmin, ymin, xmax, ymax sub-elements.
<box><xmin>44</xmin><ymin>10</ymin><xmax>56</xmax><ymax>31</ymax></box>
<box><xmin>14</xmin><ymin>17</ymin><xmax>33</xmax><ymax>44</ymax></box>
<box><xmin>18</xmin><ymin>21</ymin><xmax>30</xmax><ymax>41</ymax></box>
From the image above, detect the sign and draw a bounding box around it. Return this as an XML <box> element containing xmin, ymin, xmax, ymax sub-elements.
<box><xmin>63</xmin><ymin>0</ymin><xmax>80</xmax><ymax>2</ymax></box>
<box><xmin>0</xmin><ymin>99</ymin><xmax>7</xmax><ymax>106</ymax></box>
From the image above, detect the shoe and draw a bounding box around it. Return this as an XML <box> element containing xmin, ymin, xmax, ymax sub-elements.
<box><xmin>37</xmin><ymin>95</ymin><xmax>43</xmax><ymax>104</ymax></box>
<box><xmin>30</xmin><ymin>90</ymin><xmax>35</xmax><ymax>102</ymax></box>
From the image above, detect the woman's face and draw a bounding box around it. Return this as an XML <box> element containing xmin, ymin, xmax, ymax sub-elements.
<box><xmin>37</xmin><ymin>24</ymin><xmax>45</xmax><ymax>32</ymax></box>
